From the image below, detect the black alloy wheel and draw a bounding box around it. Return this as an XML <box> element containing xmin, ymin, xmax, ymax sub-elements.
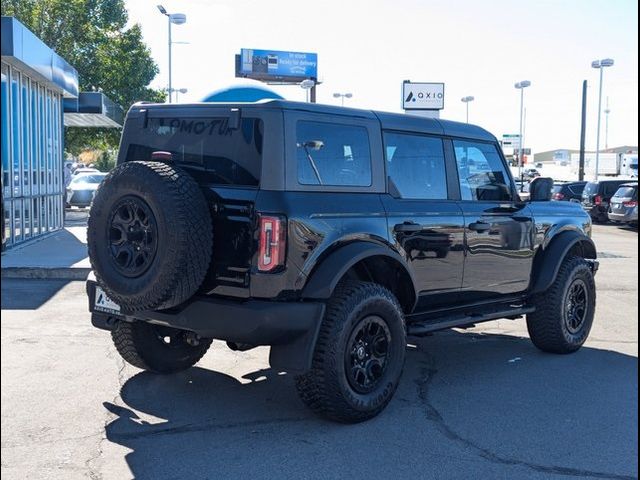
<box><xmin>108</xmin><ymin>195</ymin><xmax>158</xmax><ymax>278</ymax></box>
<box><xmin>345</xmin><ymin>315</ymin><xmax>392</xmax><ymax>394</ymax></box>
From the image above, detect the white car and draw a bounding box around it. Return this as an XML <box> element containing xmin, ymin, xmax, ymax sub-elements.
<box><xmin>66</xmin><ymin>172</ymin><xmax>107</xmax><ymax>208</ymax></box>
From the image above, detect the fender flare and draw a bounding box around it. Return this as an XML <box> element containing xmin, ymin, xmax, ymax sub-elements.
<box><xmin>529</xmin><ymin>230</ymin><xmax>597</xmax><ymax>295</ymax></box>
<box><xmin>301</xmin><ymin>242</ymin><xmax>418</xmax><ymax>309</ymax></box>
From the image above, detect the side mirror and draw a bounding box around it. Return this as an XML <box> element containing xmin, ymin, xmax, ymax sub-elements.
<box><xmin>528</xmin><ymin>177</ymin><xmax>553</xmax><ymax>201</ymax></box>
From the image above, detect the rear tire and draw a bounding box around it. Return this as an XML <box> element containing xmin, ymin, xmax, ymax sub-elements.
<box><xmin>111</xmin><ymin>321</ymin><xmax>212</xmax><ymax>374</ymax></box>
<box><xmin>527</xmin><ymin>256</ymin><xmax>596</xmax><ymax>354</ymax></box>
<box><xmin>295</xmin><ymin>282</ymin><xmax>406</xmax><ymax>423</ymax></box>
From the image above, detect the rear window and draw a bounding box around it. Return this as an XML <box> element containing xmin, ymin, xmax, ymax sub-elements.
<box><xmin>583</xmin><ymin>182</ymin><xmax>598</xmax><ymax>195</ymax></box>
<box><xmin>125</xmin><ymin>117</ymin><xmax>263</xmax><ymax>186</ymax></box>
<box><xmin>296</xmin><ymin>121</ymin><xmax>372</xmax><ymax>187</ymax></box>
<box><xmin>604</xmin><ymin>182</ymin><xmax>627</xmax><ymax>196</ymax></box>
<box><xmin>614</xmin><ymin>187</ymin><xmax>637</xmax><ymax>199</ymax></box>
<box><xmin>71</xmin><ymin>174</ymin><xmax>106</xmax><ymax>184</ymax></box>
<box><xmin>552</xmin><ymin>185</ymin><xmax>563</xmax><ymax>193</ymax></box>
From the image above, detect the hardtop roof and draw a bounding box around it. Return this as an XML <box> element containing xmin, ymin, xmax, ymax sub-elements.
<box><xmin>132</xmin><ymin>99</ymin><xmax>497</xmax><ymax>142</ymax></box>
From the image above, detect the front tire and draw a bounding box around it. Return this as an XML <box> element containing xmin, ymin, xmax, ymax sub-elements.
<box><xmin>527</xmin><ymin>256</ymin><xmax>596</xmax><ymax>353</ymax></box>
<box><xmin>295</xmin><ymin>282</ymin><xmax>406</xmax><ymax>423</ymax></box>
<box><xmin>111</xmin><ymin>321</ymin><xmax>212</xmax><ymax>374</ymax></box>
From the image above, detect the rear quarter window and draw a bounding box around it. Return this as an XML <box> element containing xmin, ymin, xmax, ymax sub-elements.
<box><xmin>295</xmin><ymin>121</ymin><xmax>372</xmax><ymax>187</ymax></box>
<box><xmin>125</xmin><ymin>117</ymin><xmax>263</xmax><ymax>186</ymax></box>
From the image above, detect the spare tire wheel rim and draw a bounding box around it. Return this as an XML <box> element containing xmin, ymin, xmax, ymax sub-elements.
<box><xmin>107</xmin><ymin>195</ymin><xmax>159</xmax><ymax>278</ymax></box>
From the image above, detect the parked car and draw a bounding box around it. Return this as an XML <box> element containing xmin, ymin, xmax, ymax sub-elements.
<box><xmin>73</xmin><ymin>167</ymin><xmax>100</xmax><ymax>176</ymax></box>
<box><xmin>514</xmin><ymin>180</ymin><xmax>530</xmax><ymax>201</ymax></box>
<box><xmin>608</xmin><ymin>183</ymin><xmax>638</xmax><ymax>227</ymax></box>
<box><xmin>581</xmin><ymin>179</ymin><xmax>631</xmax><ymax>223</ymax></box>
<box><xmin>523</xmin><ymin>167</ymin><xmax>541</xmax><ymax>179</ymax></box>
<box><xmin>86</xmin><ymin>100</ymin><xmax>598</xmax><ymax>423</ymax></box>
<box><xmin>66</xmin><ymin>172</ymin><xmax>107</xmax><ymax>208</ymax></box>
<box><xmin>535</xmin><ymin>162</ymin><xmax>544</xmax><ymax>169</ymax></box>
<box><xmin>551</xmin><ymin>181</ymin><xmax>587</xmax><ymax>202</ymax></box>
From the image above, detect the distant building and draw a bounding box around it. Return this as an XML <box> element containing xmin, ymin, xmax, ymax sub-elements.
<box><xmin>534</xmin><ymin>146</ymin><xmax>637</xmax><ymax>166</ymax></box>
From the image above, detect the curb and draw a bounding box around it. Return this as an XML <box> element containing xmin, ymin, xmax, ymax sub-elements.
<box><xmin>1</xmin><ymin>267</ymin><xmax>91</xmax><ymax>280</ymax></box>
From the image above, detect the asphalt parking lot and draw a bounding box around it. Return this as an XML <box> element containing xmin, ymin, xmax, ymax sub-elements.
<box><xmin>1</xmin><ymin>224</ymin><xmax>637</xmax><ymax>480</ymax></box>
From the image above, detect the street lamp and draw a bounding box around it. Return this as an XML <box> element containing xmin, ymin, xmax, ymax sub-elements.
<box><xmin>157</xmin><ymin>5</ymin><xmax>187</xmax><ymax>103</ymax></box>
<box><xmin>300</xmin><ymin>79</ymin><xmax>315</xmax><ymax>103</ymax></box>
<box><xmin>169</xmin><ymin>88</ymin><xmax>188</xmax><ymax>102</ymax></box>
<box><xmin>514</xmin><ymin>80</ymin><xmax>531</xmax><ymax>187</ymax></box>
<box><xmin>461</xmin><ymin>96</ymin><xmax>474</xmax><ymax>123</ymax></box>
<box><xmin>591</xmin><ymin>58</ymin><xmax>614</xmax><ymax>180</ymax></box>
<box><xmin>333</xmin><ymin>92</ymin><xmax>353</xmax><ymax>107</ymax></box>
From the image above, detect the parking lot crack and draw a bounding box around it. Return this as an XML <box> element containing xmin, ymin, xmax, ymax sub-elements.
<box><xmin>414</xmin><ymin>354</ymin><xmax>636</xmax><ymax>480</ymax></box>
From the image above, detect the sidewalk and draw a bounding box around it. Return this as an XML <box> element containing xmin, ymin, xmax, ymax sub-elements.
<box><xmin>1</xmin><ymin>225</ymin><xmax>91</xmax><ymax>280</ymax></box>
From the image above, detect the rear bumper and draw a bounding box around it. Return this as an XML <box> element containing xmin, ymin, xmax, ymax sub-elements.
<box><xmin>608</xmin><ymin>211</ymin><xmax>637</xmax><ymax>223</ymax></box>
<box><xmin>87</xmin><ymin>280</ymin><xmax>325</xmax><ymax>372</ymax></box>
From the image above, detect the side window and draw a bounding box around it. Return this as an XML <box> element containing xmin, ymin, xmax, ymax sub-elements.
<box><xmin>296</xmin><ymin>121</ymin><xmax>371</xmax><ymax>186</ymax></box>
<box><xmin>453</xmin><ymin>140</ymin><xmax>513</xmax><ymax>201</ymax></box>
<box><xmin>383</xmin><ymin>132</ymin><xmax>447</xmax><ymax>199</ymax></box>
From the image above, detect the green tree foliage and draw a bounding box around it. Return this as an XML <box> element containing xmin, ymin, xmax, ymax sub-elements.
<box><xmin>1</xmin><ymin>0</ymin><xmax>165</xmax><ymax>155</ymax></box>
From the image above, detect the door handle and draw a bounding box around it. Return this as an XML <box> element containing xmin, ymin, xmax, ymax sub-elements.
<box><xmin>468</xmin><ymin>221</ymin><xmax>491</xmax><ymax>232</ymax></box>
<box><xmin>394</xmin><ymin>221</ymin><xmax>422</xmax><ymax>233</ymax></box>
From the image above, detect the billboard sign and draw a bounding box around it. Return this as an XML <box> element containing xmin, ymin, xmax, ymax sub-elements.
<box><xmin>402</xmin><ymin>82</ymin><xmax>445</xmax><ymax>110</ymax></box>
<box><xmin>237</xmin><ymin>49</ymin><xmax>318</xmax><ymax>82</ymax></box>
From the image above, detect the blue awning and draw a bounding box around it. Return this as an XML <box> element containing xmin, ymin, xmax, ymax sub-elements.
<box><xmin>1</xmin><ymin>16</ymin><xmax>78</xmax><ymax>98</ymax></box>
<box><xmin>63</xmin><ymin>92</ymin><xmax>123</xmax><ymax>128</ymax></box>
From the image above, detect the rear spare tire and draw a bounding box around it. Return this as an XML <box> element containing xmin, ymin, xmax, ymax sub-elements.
<box><xmin>88</xmin><ymin>161</ymin><xmax>212</xmax><ymax>312</ymax></box>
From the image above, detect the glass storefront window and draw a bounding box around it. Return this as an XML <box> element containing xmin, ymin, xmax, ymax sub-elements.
<box><xmin>30</xmin><ymin>80</ymin><xmax>39</xmax><ymax>195</ymax></box>
<box><xmin>11</xmin><ymin>69</ymin><xmax>21</xmax><ymax>198</ymax></box>
<box><xmin>1</xmin><ymin>65</ymin><xmax>10</xmax><ymax>199</ymax></box>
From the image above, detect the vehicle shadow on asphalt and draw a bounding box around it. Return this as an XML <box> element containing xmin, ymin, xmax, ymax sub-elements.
<box><xmin>102</xmin><ymin>331</ymin><xmax>638</xmax><ymax>480</ymax></box>
<box><xmin>1</xmin><ymin>279</ymin><xmax>73</xmax><ymax>310</ymax></box>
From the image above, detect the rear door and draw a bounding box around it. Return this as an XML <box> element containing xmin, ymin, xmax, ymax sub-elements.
<box><xmin>452</xmin><ymin>139</ymin><xmax>535</xmax><ymax>301</ymax></box>
<box><xmin>381</xmin><ymin>131</ymin><xmax>465</xmax><ymax>310</ymax></box>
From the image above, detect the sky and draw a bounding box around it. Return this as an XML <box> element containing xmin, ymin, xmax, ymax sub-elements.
<box><xmin>124</xmin><ymin>0</ymin><xmax>638</xmax><ymax>153</ymax></box>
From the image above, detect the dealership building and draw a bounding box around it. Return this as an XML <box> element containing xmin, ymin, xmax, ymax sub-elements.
<box><xmin>1</xmin><ymin>16</ymin><xmax>122</xmax><ymax>249</ymax></box>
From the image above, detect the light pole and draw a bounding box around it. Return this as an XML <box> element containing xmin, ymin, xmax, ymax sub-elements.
<box><xmin>333</xmin><ymin>92</ymin><xmax>353</xmax><ymax>107</ymax></box>
<box><xmin>300</xmin><ymin>79</ymin><xmax>315</xmax><ymax>103</ymax></box>
<box><xmin>461</xmin><ymin>96</ymin><xmax>474</xmax><ymax>123</ymax></box>
<box><xmin>157</xmin><ymin>5</ymin><xmax>187</xmax><ymax>103</ymax></box>
<box><xmin>170</xmin><ymin>88</ymin><xmax>188</xmax><ymax>102</ymax></box>
<box><xmin>514</xmin><ymin>80</ymin><xmax>531</xmax><ymax>187</ymax></box>
<box><xmin>591</xmin><ymin>58</ymin><xmax>614</xmax><ymax>180</ymax></box>
<box><xmin>604</xmin><ymin>96</ymin><xmax>610</xmax><ymax>150</ymax></box>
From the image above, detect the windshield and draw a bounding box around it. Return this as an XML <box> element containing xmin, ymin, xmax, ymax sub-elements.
<box><xmin>71</xmin><ymin>174</ymin><xmax>106</xmax><ymax>184</ymax></box>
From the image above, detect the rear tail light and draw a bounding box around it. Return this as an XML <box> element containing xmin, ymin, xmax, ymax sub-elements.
<box><xmin>257</xmin><ymin>214</ymin><xmax>286</xmax><ymax>272</ymax></box>
<box><xmin>623</xmin><ymin>200</ymin><xmax>638</xmax><ymax>207</ymax></box>
<box><xmin>594</xmin><ymin>195</ymin><xmax>602</xmax><ymax>206</ymax></box>
<box><xmin>552</xmin><ymin>192</ymin><xmax>565</xmax><ymax>200</ymax></box>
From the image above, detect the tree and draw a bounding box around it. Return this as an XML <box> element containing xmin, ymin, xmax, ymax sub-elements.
<box><xmin>0</xmin><ymin>0</ymin><xmax>165</xmax><ymax>155</ymax></box>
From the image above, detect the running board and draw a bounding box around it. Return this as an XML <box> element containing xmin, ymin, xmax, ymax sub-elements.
<box><xmin>407</xmin><ymin>306</ymin><xmax>535</xmax><ymax>336</ymax></box>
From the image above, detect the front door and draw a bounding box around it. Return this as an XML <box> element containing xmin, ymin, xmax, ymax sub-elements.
<box><xmin>452</xmin><ymin>139</ymin><xmax>534</xmax><ymax>302</ymax></box>
<box><xmin>382</xmin><ymin>131</ymin><xmax>465</xmax><ymax>310</ymax></box>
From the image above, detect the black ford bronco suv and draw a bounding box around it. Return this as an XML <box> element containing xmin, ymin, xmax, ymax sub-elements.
<box><xmin>87</xmin><ymin>100</ymin><xmax>598</xmax><ymax>423</ymax></box>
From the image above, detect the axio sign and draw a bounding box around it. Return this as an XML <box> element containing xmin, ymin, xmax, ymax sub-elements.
<box><xmin>402</xmin><ymin>82</ymin><xmax>445</xmax><ymax>110</ymax></box>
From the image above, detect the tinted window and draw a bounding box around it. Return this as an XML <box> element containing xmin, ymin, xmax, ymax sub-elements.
<box><xmin>583</xmin><ymin>182</ymin><xmax>598</xmax><ymax>195</ymax></box>
<box><xmin>296</xmin><ymin>121</ymin><xmax>371</xmax><ymax>186</ymax></box>
<box><xmin>604</xmin><ymin>182</ymin><xmax>627</xmax><ymax>196</ymax></box>
<box><xmin>384</xmin><ymin>132</ymin><xmax>447</xmax><ymax>199</ymax></box>
<box><xmin>552</xmin><ymin>185</ymin><xmax>563</xmax><ymax>194</ymax></box>
<box><xmin>453</xmin><ymin>141</ymin><xmax>512</xmax><ymax>201</ymax></box>
<box><xmin>126</xmin><ymin>117</ymin><xmax>263</xmax><ymax>186</ymax></box>
<box><xmin>568</xmin><ymin>184</ymin><xmax>586</xmax><ymax>195</ymax></box>
<box><xmin>614</xmin><ymin>187</ymin><xmax>637</xmax><ymax>199</ymax></box>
